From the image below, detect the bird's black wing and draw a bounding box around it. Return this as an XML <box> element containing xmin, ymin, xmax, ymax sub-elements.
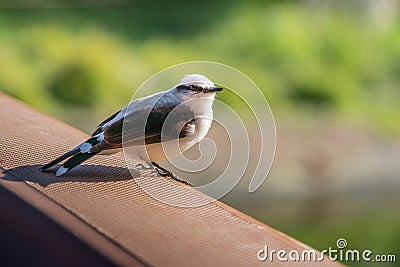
<box><xmin>92</xmin><ymin>109</ymin><xmax>122</xmax><ymax>136</ymax></box>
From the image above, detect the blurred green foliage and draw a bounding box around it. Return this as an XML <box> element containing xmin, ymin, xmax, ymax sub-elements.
<box><xmin>0</xmin><ymin>1</ymin><xmax>399</xmax><ymax>134</ymax></box>
<box><xmin>49</xmin><ymin>62</ymin><xmax>96</xmax><ymax>106</ymax></box>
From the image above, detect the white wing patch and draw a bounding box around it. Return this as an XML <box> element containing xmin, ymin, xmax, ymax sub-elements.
<box><xmin>80</xmin><ymin>142</ymin><xmax>92</xmax><ymax>153</ymax></box>
<box><xmin>96</xmin><ymin>132</ymin><xmax>104</xmax><ymax>142</ymax></box>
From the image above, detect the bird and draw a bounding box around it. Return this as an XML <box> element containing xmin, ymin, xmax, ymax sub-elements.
<box><xmin>40</xmin><ymin>74</ymin><xmax>223</xmax><ymax>185</ymax></box>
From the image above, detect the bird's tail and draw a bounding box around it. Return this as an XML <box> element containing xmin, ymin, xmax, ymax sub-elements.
<box><xmin>54</xmin><ymin>152</ymin><xmax>98</xmax><ymax>176</ymax></box>
<box><xmin>40</xmin><ymin>148</ymin><xmax>80</xmax><ymax>171</ymax></box>
<box><xmin>40</xmin><ymin>136</ymin><xmax>99</xmax><ymax>176</ymax></box>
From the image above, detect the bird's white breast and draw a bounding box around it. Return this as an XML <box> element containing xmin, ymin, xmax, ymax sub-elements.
<box><xmin>181</xmin><ymin>117</ymin><xmax>212</xmax><ymax>149</ymax></box>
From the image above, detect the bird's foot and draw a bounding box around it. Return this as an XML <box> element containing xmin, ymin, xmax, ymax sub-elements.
<box><xmin>151</xmin><ymin>162</ymin><xmax>192</xmax><ymax>186</ymax></box>
<box><xmin>136</xmin><ymin>163</ymin><xmax>154</xmax><ymax>170</ymax></box>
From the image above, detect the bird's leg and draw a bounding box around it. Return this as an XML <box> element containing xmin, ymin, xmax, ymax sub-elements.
<box><xmin>151</xmin><ymin>162</ymin><xmax>192</xmax><ymax>186</ymax></box>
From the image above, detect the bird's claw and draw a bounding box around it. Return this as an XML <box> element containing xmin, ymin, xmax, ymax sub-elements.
<box><xmin>159</xmin><ymin>171</ymin><xmax>192</xmax><ymax>186</ymax></box>
<box><xmin>151</xmin><ymin>162</ymin><xmax>192</xmax><ymax>186</ymax></box>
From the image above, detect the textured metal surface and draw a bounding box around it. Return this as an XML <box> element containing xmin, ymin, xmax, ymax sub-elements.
<box><xmin>0</xmin><ymin>94</ymin><xmax>341</xmax><ymax>266</ymax></box>
<box><xmin>0</xmin><ymin>176</ymin><xmax>121</xmax><ymax>267</ymax></box>
<box><xmin>0</xmin><ymin>167</ymin><xmax>146</xmax><ymax>267</ymax></box>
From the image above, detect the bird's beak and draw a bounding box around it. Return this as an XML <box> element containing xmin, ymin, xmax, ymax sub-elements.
<box><xmin>204</xmin><ymin>86</ymin><xmax>223</xmax><ymax>93</ymax></box>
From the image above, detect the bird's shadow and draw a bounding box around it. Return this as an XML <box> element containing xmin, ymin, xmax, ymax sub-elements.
<box><xmin>2</xmin><ymin>164</ymin><xmax>141</xmax><ymax>187</ymax></box>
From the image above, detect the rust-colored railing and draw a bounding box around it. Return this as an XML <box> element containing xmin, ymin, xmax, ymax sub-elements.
<box><xmin>0</xmin><ymin>93</ymin><xmax>342</xmax><ymax>266</ymax></box>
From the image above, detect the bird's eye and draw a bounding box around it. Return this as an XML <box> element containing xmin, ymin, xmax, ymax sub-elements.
<box><xmin>188</xmin><ymin>85</ymin><xmax>196</xmax><ymax>90</ymax></box>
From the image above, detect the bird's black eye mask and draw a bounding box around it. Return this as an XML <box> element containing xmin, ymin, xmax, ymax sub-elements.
<box><xmin>177</xmin><ymin>84</ymin><xmax>203</xmax><ymax>92</ymax></box>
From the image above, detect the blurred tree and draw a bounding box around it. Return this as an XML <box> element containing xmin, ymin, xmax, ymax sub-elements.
<box><xmin>48</xmin><ymin>63</ymin><xmax>95</xmax><ymax>106</ymax></box>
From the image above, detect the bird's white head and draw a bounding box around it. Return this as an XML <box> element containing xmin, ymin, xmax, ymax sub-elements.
<box><xmin>174</xmin><ymin>74</ymin><xmax>223</xmax><ymax>115</ymax></box>
<box><xmin>175</xmin><ymin>74</ymin><xmax>223</xmax><ymax>100</ymax></box>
